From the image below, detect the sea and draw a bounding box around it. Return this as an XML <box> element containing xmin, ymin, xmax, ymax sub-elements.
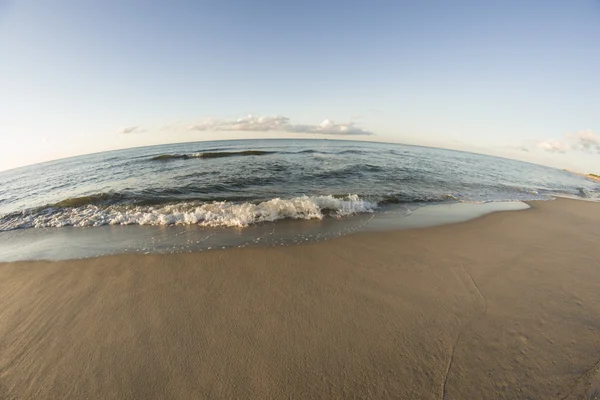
<box><xmin>0</xmin><ymin>139</ymin><xmax>598</xmax><ymax>261</ymax></box>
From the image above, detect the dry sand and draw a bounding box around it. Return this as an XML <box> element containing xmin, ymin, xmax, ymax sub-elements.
<box><xmin>1</xmin><ymin>198</ymin><xmax>600</xmax><ymax>399</ymax></box>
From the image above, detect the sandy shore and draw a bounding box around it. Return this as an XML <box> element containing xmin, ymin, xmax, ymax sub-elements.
<box><xmin>1</xmin><ymin>198</ymin><xmax>600</xmax><ymax>399</ymax></box>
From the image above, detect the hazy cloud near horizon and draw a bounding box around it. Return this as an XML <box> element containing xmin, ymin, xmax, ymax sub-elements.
<box><xmin>186</xmin><ymin>115</ymin><xmax>374</xmax><ymax>136</ymax></box>
<box><xmin>521</xmin><ymin>130</ymin><xmax>600</xmax><ymax>154</ymax></box>
<box><xmin>568</xmin><ymin>130</ymin><xmax>600</xmax><ymax>153</ymax></box>
<box><xmin>118</xmin><ymin>126</ymin><xmax>144</xmax><ymax>134</ymax></box>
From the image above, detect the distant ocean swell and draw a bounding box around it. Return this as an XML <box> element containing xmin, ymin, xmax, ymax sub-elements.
<box><xmin>148</xmin><ymin>149</ymin><xmax>367</xmax><ymax>161</ymax></box>
<box><xmin>150</xmin><ymin>150</ymin><xmax>276</xmax><ymax>161</ymax></box>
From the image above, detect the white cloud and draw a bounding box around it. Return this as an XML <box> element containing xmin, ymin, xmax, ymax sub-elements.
<box><xmin>118</xmin><ymin>126</ymin><xmax>144</xmax><ymax>134</ymax></box>
<box><xmin>519</xmin><ymin>130</ymin><xmax>600</xmax><ymax>154</ymax></box>
<box><xmin>228</xmin><ymin>115</ymin><xmax>290</xmax><ymax>131</ymax></box>
<box><xmin>567</xmin><ymin>130</ymin><xmax>600</xmax><ymax>153</ymax></box>
<box><xmin>287</xmin><ymin>119</ymin><xmax>373</xmax><ymax>135</ymax></box>
<box><xmin>187</xmin><ymin>119</ymin><xmax>220</xmax><ymax>132</ymax></box>
<box><xmin>187</xmin><ymin>114</ymin><xmax>374</xmax><ymax>136</ymax></box>
<box><xmin>536</xmin><ymin>139</ymin><xmax>570</xmax><ymax>153</ymax></box>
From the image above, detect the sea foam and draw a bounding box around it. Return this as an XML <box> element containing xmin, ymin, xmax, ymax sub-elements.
<box><xmin>0</xmin><ymin>195</ymin><xmax>377</xmax><ymax>231</ymax></box>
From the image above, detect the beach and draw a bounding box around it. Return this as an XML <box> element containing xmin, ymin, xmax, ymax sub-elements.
<box><xmin>1</xmin><ymin>198</ymin><xmax>600</xmax><ymax>399</ymax></box>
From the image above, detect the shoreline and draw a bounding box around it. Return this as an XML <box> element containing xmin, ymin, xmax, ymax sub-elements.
<box><xmin>1</xmin><ymin>198</ymin><xmax>600</xmax><ymax>398</ymax></box>
<box><xmin>566</xmin><ymin>169</ymin><xmax>600</xmax><ymax>183</ymax></box>
<box><xmin>0</xmin><ymin>200</ymin><xmax>531</xmax><ymax>262</ymax></box>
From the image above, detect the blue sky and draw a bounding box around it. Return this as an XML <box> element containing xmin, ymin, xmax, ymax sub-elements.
<box><xmin>1</xmin><ymin>0</ymin><xmax>599</xmax><ymax>172</ymax></box>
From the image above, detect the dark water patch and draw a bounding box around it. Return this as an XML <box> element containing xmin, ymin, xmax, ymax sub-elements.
<box><xmin>42</xmin><ymin>173</ymin><xmax>290</xmax><ymax>211</ymax></box>
<box><xmin>378</xmin><ymin>193</ymin><xmax>459</xmax><ymax>205</ymax></box>
<box><xmin>46</xmin><ymin>182</ymin><xmax>76</xmax><ymax>192</ymax></box>
<box><xmin>42</xmin><ymin>177</ymin><xmax>287</xmax><ymax>209</ymax></box>
<box><xmin>388</xmin><ymin>149</ymin><xmax>415</xmax><ymax>156</ymax></box>
<box><xmin>152</xmin><ymin>154</ymin><xmax>193</xmax><ymax>161</ymax></box>
<box><xmin>297</xmin><ymin>149</ymin><xmax>321</xmax><ymax>154</ymax></box>
<box><xmin>339</xmin><ymin>149</ymin><xmax>367</xmax><ymax>155</ymax></box>
<box><xmin>173</xmin><ymin>171</ymin><xmax>212</xmax><ymax>180</ymax></box>
<box><xmin>151</xmin><ymin>150</ymin><xmax>276</xmax><ymax>161</ymax></box>
<box><xmin>294</xmin><ymin>149</ymin><xmax>334</xmax><ymax>155</ymax></box>
<box><xmin>293</xmin><ymin>149</ymin><xmax>367</xmax><ymax>156</ymax></box>
<box><xmin>201</xmin><ymin>150</ymin><xmax>276</xmax><ymax>159</ymax></box>
<box><xmin>130</xmin><ymin>194</ymin><xmax>262</xmax><ymax>207</ymax></box>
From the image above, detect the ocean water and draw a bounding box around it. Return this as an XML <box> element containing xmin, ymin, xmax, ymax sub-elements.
<box><xmin>0</xmin><ymin>139</ymin><xmax>598</xmax><ymax>260</ymax></box>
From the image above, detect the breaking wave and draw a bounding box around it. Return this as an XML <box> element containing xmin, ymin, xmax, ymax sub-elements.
<box><xmin>577</xmin><ymin>187</ymin><xmax>600</xmax><ymax>199</ymax></box>
<box><xmin>0</xmin><ymin>195</ymin><xmax>377</xmax><ymax>231</ymax></box>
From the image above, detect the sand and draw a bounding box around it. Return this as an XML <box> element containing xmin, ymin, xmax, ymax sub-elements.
<box><xmin>1</xmin><ymin>198</ymin><xmax>600</xmax><ymax>399</ymax></box>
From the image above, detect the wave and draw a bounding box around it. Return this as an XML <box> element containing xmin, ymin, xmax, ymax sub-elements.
<box><xmin>52</xmin><ymin>192</ymin><xmax>128</xmax><ymax>208</ymax></box>
<box><xmin>339</xmin><ymin>149</ymin><xmax>367</xmax><ymax>155</ymax></box>
<box><xmin>150</xmin><ymin>149</ymin><xmax>369</xmax><ymax>160</ymax></box>
<box><xmin>0</xmin><ymin>195</ymin><xmax>377</xmax><ymax>231</ymax></box>
<box><xmin>576</xmin><ymin>187</ymin><xmax>600</xmax><ymax>200</ymax></box>
<box><xmin>297</xmin><ymin>149</ymin><xmax>321</xmax><ymax>154</ymax></box>
<box><xmin>151</xmin><ymin>150</ymin><xmax>276</xmax><ymax>161</ymax></box>
<box><xmin>308</xmin><ymin>164</ymin><xmax>385</xmax><ymax>180</ymax></box>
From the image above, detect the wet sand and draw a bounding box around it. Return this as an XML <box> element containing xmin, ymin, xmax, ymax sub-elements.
<box><xmin>1</xmin><ymin>198</ymin><xmax>600</xmax><ymax>399</ymax></box>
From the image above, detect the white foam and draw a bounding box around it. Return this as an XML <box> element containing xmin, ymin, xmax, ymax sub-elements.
<box><xmin>0</xmin><ymin>195</ymin><xmax>377</xmax><ymax>231</ymax></box>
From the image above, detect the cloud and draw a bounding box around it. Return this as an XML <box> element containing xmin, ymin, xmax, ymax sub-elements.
<box><xmin>536</xmin><ymin>139</ymin><xmax>570</xmax><ymax>153</ymax></box>
<box><xmin>118</xmin><ymin>126</ymin><xmax>144</xmax><ymax>134</ymax></box>
<box><xmin>568</xmin><ymin>130</ymin><xmax>600</xmax><ymax>153</ymax></box>
<box><xmin>519</xmin><ymin>130</ymin><xmax>600</xmax><ymax>154</ymax></box>
<box><xmin>187</xmin><ymin>119</ymin><xmax>220</xmax><ymax>132</ymax></box>
<box><xmin>229</xmin><ymin>115</ymin><xmax>291</xmax><ymax>131</ymax></box>
<box><xmin>187</xmin><ymin>114</ymin><xmax>374</xmax><ymax>136</ymax></box>
<box><xmin>287</xmin><ymin>119</ymin><xmax>373</xmax><ymax>135</ymax></box>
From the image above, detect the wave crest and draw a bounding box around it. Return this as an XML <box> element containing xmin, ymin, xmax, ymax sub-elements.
<box><xmin>53</xmin><ymin>193</ymin><xmax>126</xmax><ymax>208</ymax></box>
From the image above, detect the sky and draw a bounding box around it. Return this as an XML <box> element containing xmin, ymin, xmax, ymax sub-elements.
<box><xmin>0</xmin><ymin>0</ymin><xmax>599</xmax><ymax>172</ymax></box>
